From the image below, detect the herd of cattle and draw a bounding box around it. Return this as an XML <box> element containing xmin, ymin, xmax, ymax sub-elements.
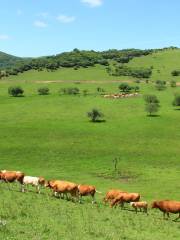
<box><xmin>0</xmin><ymin>170</ymin><xmax>180</xmax><ymax>221</ymax></box>
<box><xmin>103</xmin><ymin>93</ymin><xmax>139</xmax><ymax>99</ymax></box>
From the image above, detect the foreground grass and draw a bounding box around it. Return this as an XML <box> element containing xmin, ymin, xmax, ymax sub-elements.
<box><xmin>0</xmin><ymin>81</ymin><xmax>180</xmax><ymax>239</ymax></box>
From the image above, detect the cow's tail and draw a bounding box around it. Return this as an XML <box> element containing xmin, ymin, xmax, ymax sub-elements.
<box><xmin>95</xmin><ymin>190</ymin><xmax>102</xmax><ymax>194</ymax></box>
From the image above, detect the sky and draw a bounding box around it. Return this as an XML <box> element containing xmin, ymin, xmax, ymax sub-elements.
<box><xmin>1</xmin><ymin>0</ymin><xmax>180</xmax><ymax>57</ymax></box>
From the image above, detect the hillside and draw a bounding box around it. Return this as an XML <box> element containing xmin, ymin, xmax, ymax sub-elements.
<box><xmin>0</xmin><ymin>51</ymin><xmax>29</xmax><ymax>69</ymax></box>
<box><xmin>1</xmin><ymin>48</ymin><xmax>180</xmax><ymax>83</ymax></box>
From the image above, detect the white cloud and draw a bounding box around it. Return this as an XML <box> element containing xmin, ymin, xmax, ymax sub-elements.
<box><xmin>81</xmin><ymin>0</ymin><xmax>103</xmax><ymax>7</ymax></box>
<box><xmin>34</xmin><ymin>20</ymin><xmax>47</xmax><ymax>28</ymax></box>
<box><xmin>57</xmin><ymin>15</ymin><xmax>76</xmax><ymax>23</ymax></box>
<box><xmin>0</xmin><ymin>34</ymin><xmax>9</xmax><ymax>40</ymax></box>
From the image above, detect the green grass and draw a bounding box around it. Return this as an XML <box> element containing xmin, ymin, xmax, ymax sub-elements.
<box><xmin>0</xmin><ymin>80</ymin><xmax>180</xmax><ymax>239</ymax></box>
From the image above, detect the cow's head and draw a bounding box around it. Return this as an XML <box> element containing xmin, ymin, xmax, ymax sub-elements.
<box><xmin>151</xmin><ymin>201</ymin><xmax>158</xmax><ymax>208</ymax></box>
<box><xmin>38</xmin><ymin>177</ymin><xmax>46</xmax><ymax>186</ymax></box>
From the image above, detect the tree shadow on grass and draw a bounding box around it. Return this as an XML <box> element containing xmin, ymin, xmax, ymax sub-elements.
<box><xmin>90</xmin><ymin>120</ymin><xmax>106</xmax><ymax>123</ymax></box>
<box><xmin>147</xmin><ymin>114</ymin><xmax>160</xmax><ymax>117</ymax></box>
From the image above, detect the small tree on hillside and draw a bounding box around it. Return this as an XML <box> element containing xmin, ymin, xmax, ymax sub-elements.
<box><xmin>119</xmin><ymin>83</ymin><xmax>132</xmax><ymax>93</ymax></box>
<box><xmin>170</xmin><ymin>80</ymin><xmax>176</xmax><ymax>87</ymax></box>
<box><xmin>8</xmin><ymin>86</ymin><xmax>24</xmax><ymax>97</ymax></box>
<box><xmin>155</xmin><ymin>80</ymin><xmax>166</xmax><ymax>91</ymax></box>
<box><xmin>37</xmin><ymin>87</ymin><xmax>50</xmax><ymax>95</ymax></box>
<box><xmin>87</xmin><ymin>108</ymin><xmax>104</xmax><ymax>122</ymax></box>
<box><xmin>172</xmin><ymin>94</ymin><xmax>180</xmax><ymax>109</ymax></box>
<box><xmin>144</xmin><ymin>94</ymin><xmax>160</xmax><ymax>116</ymax></box>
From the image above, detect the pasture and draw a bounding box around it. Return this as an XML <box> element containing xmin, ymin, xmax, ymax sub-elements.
<box><xmin>0</xmin><ymin>79</ymin><xmax>180</xmax><ymax>239</ymax></box>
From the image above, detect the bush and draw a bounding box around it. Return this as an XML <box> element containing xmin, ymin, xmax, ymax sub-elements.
<box><xmin>144</xmin><ymin>94</ymin><xmax>160</xmax><ymax>116</ymax></box>
<box><xmin>172</xmin><ymin>94</ymin><xmax>180</xmax><ymax>108</ymax></box>
<box><xmin>37</xmin><ymin>87</ymin><xmax>50</xmax><ymax>95</ymax></box>
<box><xmin>171</xmin><ymin>70</ymin><xmax>180</xmax><ymax>76</ymax></box>
<box><xmin>170</xmin><ymin>80</ymin><xmax>176</xmax><ymax>87</ymax></box>
<box><xmin>87</xmin><ymin>109</ymin><xmax>104</xmax><ymax>122</ymax></box>
<box><xmin>119</xmin><ymin>83</ymin><xmax>132</xmax><ymax>93</ymax></box>
<box><xmin>83</xmin><ymin>89</ymin><xmax>89</xmax><ymax>96</ymax></box>
<box><xmin>155</xmin><ymin>80</ymin><xmax>166</xmax><ymax>91</ymax></box>
<box><xmin>59</xmin><ymin>87</ymin><xmax>79</xmax><ymax>95</ymax></box>
<box><xmin>8</xmin><ymin>86</ymin><xmax>24</xmax><ymax>97</ymax></box>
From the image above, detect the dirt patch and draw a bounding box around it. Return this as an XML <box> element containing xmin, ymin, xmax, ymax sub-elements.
<box><xmin>35</xmin><ymin>80</ymin><xmax>134</xmax><ymax>84</ymax></box>
<box><xmin>93</xmin><ymin>170</ymin><xmax>138</xmax><ymax>183</ymax></box>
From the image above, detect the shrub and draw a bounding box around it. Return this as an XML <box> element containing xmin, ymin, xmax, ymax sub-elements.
<box><xmin>59</xmin><ymin>87</ymin><xmax>79</xmax><ymax>95</ymax></box>
<box><xmin>83</xmin><ymin>89</ymin><xmax>89</xmax><ymax>96</ymax></box>
<box><xmin>37</xmin><ymin>87</ymin><xmax>49</xmax><ymax>95</ymax></box>
<box><xmin>170</xmin><ymin>80</ymin><xmax>176</xmax><ymax>87</ymax></box>
<box><xmin>119</xmin><ymin>83</ymin><xmax>132</xmax><ymax>93</ymax></box>
<box><xmin>8</xmin><ymin>86</ymin><xmax>24</xmax><ymax>97</ymax></box>
<box><xmin>171</xmin><ymin>70</ymin><xmax>180</xmax><ymax>76</ymax></box>
<box><xmin>144</xmin><ymin>94</ymin><xmax>160</xmax><ymax>116</ymax></box>
<box><xmin>87</xmin><ymin>109</ymin><xmax>104</xmax><ymax>122</ymax></box>
<box><xmin>172</xmin><ymin>94</ymin><xmax>180</xmax><ymax>108</ymax></box>
<box><xmin>155</xmin><ymin>80</ymin><xmax>166</xmax><ymax>91</ymax></box>
<box><xmin>97</xmin><ymin>87</ymin><xmax>105</xmax><ymax>93</ymax></box>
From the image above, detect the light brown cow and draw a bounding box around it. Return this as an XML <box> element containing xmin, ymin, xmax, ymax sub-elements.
<box><xmin>152</xmin><ymin>200</ymin><xmax>180</xmax><ymax>220</ymax></box>
<box><xmin>0</xmin><ymin>170</ymin><xmax>25</xmax><ymax>191</ymax></box>
<box><xmin>78</xmin><ymin>185</ymin><xmax>101</xmax><ymax>204</ymax></box>
<box><xmin>130</xmin><ymin>201</ymin><xmax>148</xmax><ymax>214</ymax></box>
<box><xmin>103</xmin><ymin>189</ymin><xmax>125</xmax><ymax>204</ymax></box>
<box><xmin>46</xmin><ymin>180</ymin><xmax>79</xmax><ymax>201</ymax></box>
<box><xmin>111</xmin><ymin>192</ymin><xmax>140</xmax><ymax>208</ymax></box>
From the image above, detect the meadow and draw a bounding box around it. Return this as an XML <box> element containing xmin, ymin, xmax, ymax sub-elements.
<box><xmin>0</xmin><ymin>75</ymin><xmax>180</xmax><ymax>239</ymax></box>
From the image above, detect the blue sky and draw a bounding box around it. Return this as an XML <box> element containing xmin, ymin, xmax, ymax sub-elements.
<box><xmin>0</xmin><ymin>0</ymin><xmax>180</xmax><ymax>57</ymax></box>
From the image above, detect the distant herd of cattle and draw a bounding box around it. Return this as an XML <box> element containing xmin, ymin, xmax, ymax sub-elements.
<box><xmin>0</xmin><ymin>170</ymin><xmax>180</xmax><ymax>221</ymax></box>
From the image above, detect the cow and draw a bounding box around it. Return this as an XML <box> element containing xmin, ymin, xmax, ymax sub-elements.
<box><xmin>103</xmin><ymin>189</ymin><xmax>125</xmax><ymax>204</ymax></box>
<box><xmin>130</xmin><ymin>201</ymin><xmax>148</xmax><ymax>214</ymax></box>
<box><xmin>0</xmin><ymin>170</ymin><xmax>25</xmax><ymax>191</ymax></box>
<box><xmin>151</xmin><ymin>200</ymin><xmax>180</xmax><ymax>220</ymax></box>
<box><xmin>22</xmin><ymin>176</ymin><xmax>46</xmax><ymax>194</ymax></box>
<box><xmin>78</xmin><ymin>185</ymin><xmax>102</xmax><ymax>204</ymax></box>
<box><xmin>45</xmin><ymin>180</ymin><xmax>79</xmax><ymax>201</ymax></box>
<box><xmin>111</xmin><ymin>192</ymin><xmax>140</xmax><ymax>208</ymax></box>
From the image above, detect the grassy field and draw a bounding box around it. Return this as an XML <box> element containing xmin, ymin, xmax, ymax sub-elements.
<box><xmin>0</xmin><ymin>79</ymin><xmax>180</xmax><ymax>239</ymax></box>
<box><xmin>3</xmin><ymin>48</ymin><xmax>180</xmax><ymax>83</ymax></box>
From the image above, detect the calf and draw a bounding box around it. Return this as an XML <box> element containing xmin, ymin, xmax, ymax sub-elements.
<box><xmin>111</xmin><ymin>192</ymin><xmax>140</xmax><ymax>208</ymax></box>
<box><xmin>152</xmin><ymin>200</ymin><xmax>180</xmax><ymax>220</ymax></box>
<box><xmin>130</xmin><ymin>201</ymin><xmax>148</xmax><ymax>214</ymax></box>
<box><xmin>78</xmin><ymin>185</ymin><xmax>101</xmax><ymax>204</ymax></box>
<box><xmin>22</xmin><ymin>176</ymin><xmax>45</xmax><ymax>193</ymax></box>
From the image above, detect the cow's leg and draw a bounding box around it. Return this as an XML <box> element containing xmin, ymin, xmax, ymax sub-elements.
<box><xmin>92</xmin><ymin>194</ymin><xmax>96</xmax><ymax>204</ymax></box>
<box><xmin>36</xmin><ymin>185</ymin><xmax>40</xmax><ymax>194</ymax></box>
<box><xmin>21</xmin><ymin>184</ymin><xmax>25</xmax><ymax>193</ymax></box>
<box><xmin>135</xmin><ymin>208</ymin><xmax>137</xmax><ymax>214</ymax></box>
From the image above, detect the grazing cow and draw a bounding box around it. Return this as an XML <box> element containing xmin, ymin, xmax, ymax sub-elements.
<box><xmin>46</xmin><ymin>180</ymin><xmax>79</xmax><ymax>201</ymax></box>
<box><xmin>78</xmin><ymin>185</ymin><xmax>102</xmax><ymax>204</ymax></box>
<box><xmin>103</xmin><ymin>189</ymin><xmax>125</xmax><ymax>204</ymax></box>
<box><xmin>22</xmin><ymin>176</ymin><xmax>46</xmax><ymax>193</ymax></box>
<box><xmin>111</xmin><ymin>192</ymin><xmax>140</xmax><ymax>208</ymax></box>
<box><xmin>151</xmin><ymin>200</ymin><xmax>180</xmax><ymax>220</ymax></box>
<box><xmin>130</xmin><ymin>201</ymin><xmax>148</xmax><ymax>214</ymax></box>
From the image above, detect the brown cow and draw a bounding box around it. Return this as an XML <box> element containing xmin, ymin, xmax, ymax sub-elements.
<box><xmin>103</xmin><ymin>189</ymin><xmax>125</xmax><ymax>204</ymax></box>
<box><xmin>111</xmin><ymin>192</ymin><xmax>140</xmax><ymax>208</ymax></box>
<box><xmin>152</xmin><ymin>200</ymin><xmax>180</xmax><ymax>220</ymax></box>
<box><xmin>0</xmin><ymin>170</ymin><xmax>25</xmax><ymax>191</ymax></box>
<box><xmin>78</xmin><ymin>185</ymin><xmax>101</xmax><ymax>204</ymax></box>
<box><xmin>46</xmin><ymin>180</ymin><xmax>79</xmax><ymax>201</ymax></box>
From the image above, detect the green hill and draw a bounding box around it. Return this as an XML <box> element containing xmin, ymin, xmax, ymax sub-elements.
<box><xmin>1</xmin><ymin>48</ymin><xmax>180</xmax><ymax>83</ymax></box>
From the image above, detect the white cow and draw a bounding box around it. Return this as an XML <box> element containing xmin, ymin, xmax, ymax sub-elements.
<box><xmin>22</xmin><ymin>176</ymin><xmax>45</xmax><ymax>193</ymax></box>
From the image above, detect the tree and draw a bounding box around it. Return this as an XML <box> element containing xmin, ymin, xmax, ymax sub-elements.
<box><xmin>172</xmin><ymin>94</ymin><xmax>180</xmax><ymax>109</ymax></box>
<box><xmin>144</xmin><ymin>94</ymin><xmax>160</xmax><ymax>116</ymax></box>
<box><xmin>8</xmin><ymin>86</ymin><xmax>24</xmax><ymax>97</ymax></box>
<box><xmin>37</xmin><ymin>87</ymin><xmax>50</xmax><ymax>95</ymax></box>
<box><xmin>119</xmin><ymin>83</ymin><xmax>132</xmax><ymax>93</ymax></box>
<box><xmin>155</xmin><ymin>80</ymin><xmax>166</xmax><ymax>91</ymax></box>
<box><xmin>170</xmin><ymin>80</ymin><xmax>176</xmax><ymax>87</ymax></box>
<box><xmin>87</xmin><ymin>109</ymin><xmax>104</xmax><ymax>122</ymax></box>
